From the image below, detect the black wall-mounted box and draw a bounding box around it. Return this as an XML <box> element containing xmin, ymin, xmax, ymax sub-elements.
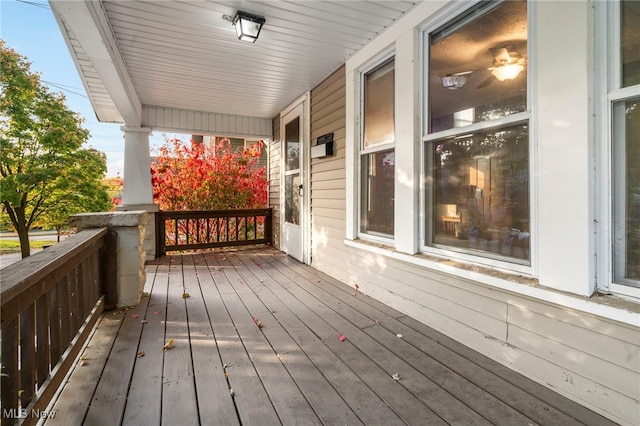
<box><xmin>311</xmin><ymin>133</ymin><xmax>334</xmax><ymax>159</ymax></box>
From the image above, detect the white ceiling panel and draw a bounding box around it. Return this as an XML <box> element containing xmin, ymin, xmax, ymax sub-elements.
<box><xmin>51</xmin><ymin>0</ymin><xmax>418</xmax><ymax>125</ymax></box>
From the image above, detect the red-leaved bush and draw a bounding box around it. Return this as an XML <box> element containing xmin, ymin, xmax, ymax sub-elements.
<box><xmin>151</xmin><ymin>136</ymin><xmax>268</xmax><ymax>211</ymax></box>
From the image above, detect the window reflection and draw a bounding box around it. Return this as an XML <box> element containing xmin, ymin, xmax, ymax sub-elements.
<box><xmin>285</xmin><ymin>117</ymin><xmax>300</xmax><ymax>171</ymax></box>
<box><xmin>285</xmin><ymin>174</ymin><xmax>300</xmax><ymax>225</ymax></box>
<box><xmin>425</xmin><ymin>0</ymin><xmax>529</xmax><ymax>264</ymax></box>
<box><xmin>361</xmin><ymin>149</ymin><xmax>395</xmax><ymax>237</ymax></box>
<box><xmin>429</xmin><ymin>0</ymin><xmax>527</xmax><ymax>133</ymax></box>
<box><xmin>432</xmin><ymin>124</ymin><xmax>530</xmax><ymax>262</ymax></box>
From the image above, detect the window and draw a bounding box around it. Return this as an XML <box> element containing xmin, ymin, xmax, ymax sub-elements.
<box><xmin>611</xmin><ymin>1</ymin><xmax>640</xmax><ymax>287</ymax></box>
<box><xmin>360</xmin><ymin>57</ymin><xmax>395</xmax><ymax>238</ymax></box>
<box><xmin>423</xmin><ymin>0</ymin><xmax>530</xmax><ymax>264</ymax></box>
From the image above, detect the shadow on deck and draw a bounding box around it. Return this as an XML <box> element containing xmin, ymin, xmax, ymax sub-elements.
<box><xmin>45</xmin><ymin>247</ymin><xmax>614</xmax><ymax>425</ymax></box>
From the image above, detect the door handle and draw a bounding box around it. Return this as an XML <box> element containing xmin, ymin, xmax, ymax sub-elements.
<box><xmin>298</xmin><ymin>184</ymin><xmax>303</xmax><ymax>196</ymax></box>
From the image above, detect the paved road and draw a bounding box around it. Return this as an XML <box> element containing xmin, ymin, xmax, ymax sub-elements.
<box><xmin>0</xmin><ymin>230</ymin><xmax>61</xmax><ymax>242</ymax></box>
<box><xmin>0</xmin><ymin>230</ymin><xmax>62</xmax><ymax>269</ymax></box>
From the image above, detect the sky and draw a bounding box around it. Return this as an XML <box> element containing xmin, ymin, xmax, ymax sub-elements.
<box><xmin>0</xmin><ymin>0</ymin><xmax>173</xmax><ymax>177</ymax></box>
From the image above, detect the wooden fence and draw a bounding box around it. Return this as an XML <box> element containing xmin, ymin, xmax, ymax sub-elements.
<box><xmin>0</xmin><ymin>228</ymin><xmax>116</xmax><ymax>425</ymax></box>
<box><xmin>156</xmin><ymin>208</ymin><xmax>272</xmax><ymax>255</ymax></box>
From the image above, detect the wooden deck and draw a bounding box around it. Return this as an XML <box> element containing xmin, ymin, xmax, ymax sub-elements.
<box><xmin>45</xmin><ymin>247</ymin><xmax>614</xmax><ymax>425</ymax></box>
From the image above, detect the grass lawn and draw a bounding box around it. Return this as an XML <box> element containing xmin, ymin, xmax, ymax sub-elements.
<box><xmin>0</xmin><ymin>239</ymin><xmax>57</xmax><ymax>254</ymax></box>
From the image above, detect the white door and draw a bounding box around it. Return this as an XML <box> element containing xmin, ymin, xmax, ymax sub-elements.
<box><xmin>281</xmin><ymin>102</ymin><xmax>306</xmax><ymax>262</ymax></box>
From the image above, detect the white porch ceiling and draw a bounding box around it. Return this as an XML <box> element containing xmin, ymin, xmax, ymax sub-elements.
<box><xmin>50</xmin><ymin>0</ymin><xmax>418</xmax><ymax>131</ymax></box>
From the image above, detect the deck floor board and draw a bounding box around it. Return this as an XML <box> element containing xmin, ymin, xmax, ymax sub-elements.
<box><xmin>46</xmin><ymin>248</ymin><xmax>615</xmax><ymax>426</ymax></box>
<box><xmin>121</xmin><ymin>263</ymin><xmax>165</xmax><ymax>425</ymax></box>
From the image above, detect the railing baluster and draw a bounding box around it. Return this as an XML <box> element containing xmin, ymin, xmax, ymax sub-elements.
<box><xmin>1</xmin><ymin>318</ymin><xmax>19</xmax><ymax>426</ymax></box>
<box><xmin>48</xmin><ymin>285</ymin><xmax>61</xmax><ymax>368</ymax></box>
<box><xmin>20</xmin><ymin>304</ymin><xmax>36</xmax><ymax>408</ymax></box>
<box><xmin>58</xmin><ymin>276</ymin><xmax>70</xmax><ymax>351</ymax></box>
<box><xmin>253</xmin><ymin>216</ymin><xmax>257</xmax><ymax>239</ymax></box>
<box><xmin>68</xmin><ymin>271</ymin><xmax>79</xmax><ymax>341</ymax></box>
<box><xmin>78</xmin><ymin>262</ymin><xmax>89</xmax><ymax>319</ymax></box>
<box><xmin>35</xmin><ymin>293</ymin><xmax>50</xmax><ymax>388</ymax></box>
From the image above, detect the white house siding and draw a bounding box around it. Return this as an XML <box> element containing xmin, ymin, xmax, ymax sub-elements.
<box><xmin>269</xmin><ymin>116</ymin><xmax>281</xmax><ymax>250</ymax></box>
<box><xmin>305</xmin><ymin>2</ymin><xmax>640</xmax><ymax>425</ymax></box>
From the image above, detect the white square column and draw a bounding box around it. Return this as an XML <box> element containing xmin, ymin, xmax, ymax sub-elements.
<box><xmin>121</xmin><ymin>126</ymin><xmax>153</xmax><ymax>205</ymax></box>
<box><xmin>119</xmin><ymin>126</ymin><xmax>158</xmax><ymax>260</ymax></box>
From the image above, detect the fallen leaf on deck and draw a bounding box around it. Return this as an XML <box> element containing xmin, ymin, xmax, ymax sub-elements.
<box><xmin>339</xmin><ymin>334</ymin><xmax>346</xmax><ymax>342</ymax></box>
<box><xmin>80</xmin><ymin>360</ymin><xmax>87</xmax><ymax>366</ymax></box>
<box><xmin>163</xmin><ymin>338</ymin><xmax>174</xmax><ymax>351</ymax></box>
<box><xmin>392</xmin><ymin>373</ymin><xmax>400</xmax><ymax>381</ymax></box>
<box><xmin>153</xmin><ymin>311</ymin><xmax>162</xmax><ymax>315</ymax></box>
<box><xmin>182</xmin><ymin>293</ymin><xmax>190</xmax><ymax>298</ymax></box>
<box><xmin>355</xmin><ymin>283</ymin><xmax>360</xmax><ymax>290</ymax></box>
<box><xmin>142</xmin><ymin>292</ymin><xmax>150</xmax><ymax>298</ymax></box>
<box><xmin>229</xmin><ymin>388</ymin><xmax>235</xmax><ymax>396</ymax></box>
<box><xmin>131</xmin><ymin>314</ymin><xmax>140</xmax><ymax>319</ymax></box>
<box><xmin>80</xmin><ymin>353</ymin><xmax>89</xmax><ymax>360</ymax></box>
<box><xmin>141</xmin><ymin>320</ymin><xmax>148</xmax><ymax>324</ymax></box>
<box><xmin>397</xmin><ymin>334</ymin><xmax>403</xmax><ymax>338</ymax></box>
<box><xmin>137</xmin><ymin>352</ymin><xmax>145</xmax><ymax>358</ymax></box>
<box><xmin>253</xmin><ymin>316</ymin><xmax>263</xmax><ymax>329</ymax></box>
<box><xmin>375</xmin><ymin>320</ymin><xmax>381</xmax><ymax>326</ymax></box>
<box><xmin>351</xmin><ymin>292</ymin><xmax>357</xmax><ymax>296</ymax></box>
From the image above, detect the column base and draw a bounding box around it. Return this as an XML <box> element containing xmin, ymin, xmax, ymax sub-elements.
<box><xmin>117</xmin><ymin>204</ymin><xmax>159</xmax><ymax>261</ymax></box>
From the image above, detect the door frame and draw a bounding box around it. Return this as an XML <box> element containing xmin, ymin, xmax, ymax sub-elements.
<box><xmin>280</xmin><ymin>92</ymin><xmax>311</xmax><ymax>264</ymax></box>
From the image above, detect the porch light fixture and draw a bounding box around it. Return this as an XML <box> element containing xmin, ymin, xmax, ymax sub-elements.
<box><xmin>232</xmin><ymin>11</ymin><xmax>265</xmax><ymax>43</ymax></box>
<box><xmin>491</xmin><ymin>63</ymin><xmax>524</xmax><ymax>81</ymax></box>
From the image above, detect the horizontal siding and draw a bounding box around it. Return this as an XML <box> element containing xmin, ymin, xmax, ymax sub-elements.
<box><xmin>311</xmin><ymin>188</ymin><xmax>346</xmax><ymax>200</ymax></box>
<box><xmin>508</xmin><ymin>320</ymin><xmax>638</xmax><ymax>399</ymax></box>
<box><xmin>269</xmin><ymin>115</ymin><xmax>281</xmax><ymax>249</ymax></box>
<box><xmin>312</xmin><ymin>198</ymin><xmax>345</xmax><ymax>210</ymax></box>
<box><xmin>509</xmin><ymin>301</ymin><xmax>639</xmax><ymax>370</ymax></box>
<box><xmin>142</xmin><ymin>105</ymin><xmax>272</xmax><ymax>138</ymax></box>
<box><xmin>311</xmin><ymin>216</ymin><xmax>346</xmax><ymax>234</ymax></box>
<box><xmin>311</xmin><ymin>179</ymin><xmax>346</xmax><ymax>191</ymax></box>
<box><xmin>309</xmin><ymin>65</ymin><xmax>347</xmax><ymax>279</ymax></box>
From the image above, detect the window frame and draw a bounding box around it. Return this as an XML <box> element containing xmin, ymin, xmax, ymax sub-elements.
<box><xmin>597</xmin><ymin>0</ymin><xmax>640</xmax><ymax>298</ymax></box>
<box><xmin>357</xmin><ymin>52</ymin><xmax>397</xmax><ymax>243</ymax></box>
<box><xmin>419</xmin><ymin>0</ymin><xmax>533</xmax><ymax>274</ymax></box>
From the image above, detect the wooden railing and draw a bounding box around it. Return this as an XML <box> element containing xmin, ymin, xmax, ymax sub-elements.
<box><xmin>156</xmin><ymin>208</ymin><xmax>272</xmax><ymax>256</ymax></box>
<box><xmin>0</xmin><ymin>228</ymin><xmax>116</xmax><ymax>425</ymax></box>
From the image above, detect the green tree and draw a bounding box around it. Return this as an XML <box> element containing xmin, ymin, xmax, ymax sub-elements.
<box><xmin>0</xmin><ymin>41</ymin><xmax>112</xmax><ymax>257</ymax></box>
